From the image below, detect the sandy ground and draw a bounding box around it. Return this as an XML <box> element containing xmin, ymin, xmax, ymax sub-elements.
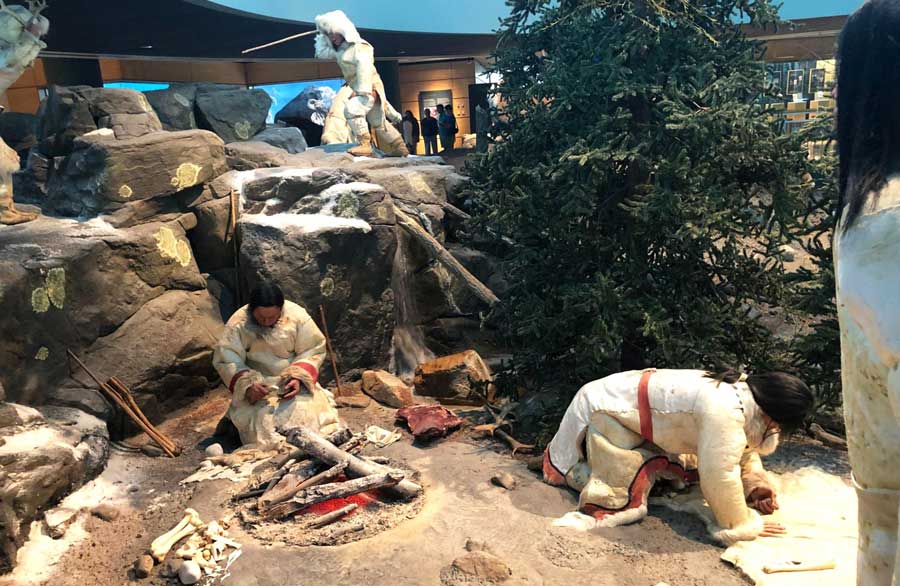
<box><xmin>6</xmin><ymin>387</ymin><xmax>848</xmax><ymax>586</ymax></box>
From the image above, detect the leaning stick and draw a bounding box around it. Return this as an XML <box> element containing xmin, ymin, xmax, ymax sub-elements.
<box><xmin>318</xmin><ymin>305</ymin><xmax>344</xmax><ymax>397</ymax></box>
<box><xmin>66</xmin><ymin>350</ymin><xmax>176</xmax><ymax>458</ymax></box>
<box><xmin>393</xmin><ymin>207</ymin><xmax>499</xmax><ymax>306</ymax></box>
<box><xmin>229</xmin><ymin>189</ymin><xmax>242</xmax><ymax>307</ymax></box>
<box><xmin>106</xmin><ymin>379</ymin><xmax>178</xmax><ymax>457</ymax></box>
<box><xmin>108</xmin><ymin>377</ymin><xmax>180</xmax><ymax>455</ymax></box>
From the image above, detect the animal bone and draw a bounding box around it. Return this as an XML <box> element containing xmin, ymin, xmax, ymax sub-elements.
<box><xmin>150</xmin><ymin>508</ymin><xmax>204</xmax><ymax>562</ymax></box>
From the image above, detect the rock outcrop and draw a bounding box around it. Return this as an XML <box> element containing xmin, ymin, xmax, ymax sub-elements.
<box><xmin>195</xmin><ymin>88</ymin><xmax>271</xmax><ymax>144</ymax></box>
<box><xmin>0</xmin><ymin>404</ymin><xmax>109</xmax><ymax>573</ymax></box>
<box><xmin>274</xmin><ymin>85</ymin><xmax>336</xmax><ymax>147</ymax></box>
<box><xmin>43</xmin><ymin>129</ymin><xmax>227</xmax><ymax>217</ymax></box>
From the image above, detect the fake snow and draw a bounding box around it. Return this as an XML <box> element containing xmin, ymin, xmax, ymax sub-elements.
<box><xmin>2</xmin><ymin>452</ymin><xmax>137</xmax><ymax>586</ymax></box>
<box><xmin>243</xmin><ymin>212</ymin><xmax>371</xmax><ymax>236</ymax></box>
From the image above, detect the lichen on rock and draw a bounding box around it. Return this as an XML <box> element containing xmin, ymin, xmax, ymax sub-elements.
<box><xmin>170</xmin><ymin>162</ymin><xmax>203</xmax><ymax>191</ymax></box>
<box><xmin>46</xmin><ymin>268</ymin><xmax>66</xmax><ymax>309</ymax></box>
<box><xmin>155</xmin><ymin>226</ymin><xmax>193</xmax><ymax>267</ymax></box>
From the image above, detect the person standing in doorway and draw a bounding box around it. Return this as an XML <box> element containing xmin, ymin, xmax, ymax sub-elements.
<box><xmin>444</xmin><ymin>103</ymin><xmax>458</xmax><ymax>152</ymax></box>
<box><xmin>402</xmin><ymin>110</ymin><xmax>420</xmax><ymax>154</ymax></box>
<box><xmin>437</xmin><ymin>103</ymin><xmax>453</xmax><ymax>152</ymax></box>
<box><xmin>421</xmin><ymin>108</ymin><xmax>439</xmax><ymax>156</ymax></box>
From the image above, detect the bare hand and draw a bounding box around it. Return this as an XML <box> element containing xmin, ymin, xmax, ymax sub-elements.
<box><xmin>281</xmin><ymin>379</ymin><xmax>302</xmax><ymax>400</ymax></box>
<box><xmin>748</xmin><ymin>486</ymin><xmax>779</xmax><ymax>515</ymax></box>
<box><xmin>245</xmin><ymin>383</ymin><xmax>269</xmax><ymax>405</ymax></box>
<box><xmin>760</xmin><ymin>521</ymin><xmax>787</xmax><ymax>537</ymax></box>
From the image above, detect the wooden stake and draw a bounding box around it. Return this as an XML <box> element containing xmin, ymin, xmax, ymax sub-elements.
<box><xmin>393</xmin><ymin>207</ymin><xmax>499</xmax><ymax>306</ymax></box>
<box><xmin>318</xmin><ymin>305</ymin><xmax>343</xmax><ymax>397</ymax></box>
<box><xmin>230</xmin><ymin>189</ymin><xmax>242</xmax><ymax>307</ymax></box>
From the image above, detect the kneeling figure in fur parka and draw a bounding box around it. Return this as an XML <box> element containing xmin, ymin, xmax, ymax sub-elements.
<box><xmin>543</xmin><ymin>368</ymin><xmax>814</xmax><ymax>544</ymax></box>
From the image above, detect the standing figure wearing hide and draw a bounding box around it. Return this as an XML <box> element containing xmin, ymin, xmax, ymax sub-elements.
<box><xmin>543</xmin><ymin>369</ymin><xmax>813</xmax><ymax>545</ymax></box>
<box><xmin>0</xmin><ymin>2</ymin><xmax>48</xmax><ymax>225</ymax></box>
<box><xmin>314</xmin><ymin>10</ymin><xmax>408</xmax><ymax>157</ymax></box>
<box><xmin>833</xmin><ymin>3</ymin><xmax>900</xmax><ymax>583</ymax></box>
<box><xmin>213</xmin><ymin>283</ymin><xmax>340</xmax><ymax>448</ymax></box>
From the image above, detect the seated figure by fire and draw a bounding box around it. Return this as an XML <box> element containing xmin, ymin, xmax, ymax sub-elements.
<box><xmin>213</xmin><ymin>282</ymin><xmax>341</xmax><ymax>448</ymax></box>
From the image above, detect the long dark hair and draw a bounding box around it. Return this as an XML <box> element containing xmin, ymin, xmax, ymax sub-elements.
<box><xmin>706</xmin><ymin>369</ymin><xmax>814</xmax><ymax>434</ymax></box>
<box><xmin>248</xmin><ymin>282</ymin><xmax>285</xmax><ymax>310</ymax></box>
<box><xmin>837</xmin><ymin>0</ymin><xmax>900</xmax><ymax>230</ymax></box>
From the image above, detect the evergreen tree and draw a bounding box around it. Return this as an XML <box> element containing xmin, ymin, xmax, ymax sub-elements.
<box><xmin>788</xmin><ymin>120</ymin><xmax>842</xmax><ymax>412</ymax></box>
<box><xmin>467</xmin><ymin>0</ymin><xmax>817</xmax><ymax>403</ymax></box>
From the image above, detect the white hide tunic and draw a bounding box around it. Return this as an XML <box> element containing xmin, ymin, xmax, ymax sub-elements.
<box><xmin>834</xmin><ymin>176</ymin><xmax>900</xmax><ymax>585</ymax></box>
<box><xmin>546</xmin><ymin>369</ymin><xmax>771</xmax><ymax>544</ymax></box>
<box><xmin>213</xmin><ymin>301</ymin><xmax>340</xmax><ymax>447</ymax></box>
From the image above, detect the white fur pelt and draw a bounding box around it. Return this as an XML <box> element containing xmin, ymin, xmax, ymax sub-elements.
<box><xmin>314</xmin><ymin>9</ymin><xmax>363</xmax><ymax>59</ymax></box>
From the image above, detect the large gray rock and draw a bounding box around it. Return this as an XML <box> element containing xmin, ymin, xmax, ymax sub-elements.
<box><xmin>0</xmin><ymin>112</ymin><xmax>37</xmax><ymax>159</ymax></box>
<box><xmin>0</xmin><ymin>216</ymin><xmax>207</xmax><ymax>406</ymax></box>
<box><xmin>77</xmin><ymin>289</ymin><xmax>224</xmax><ymax>401</ymax></box>
<box><xmin>252</xmin><ymin>126</ymin><xmax>307</xmax><ymax>154</ymax></box>
<box><xmin>239</xmin><ymin>196</ymin><xmax>396</xmax><ymax>373</ymax></box>
<box><xmin>35</xmin><ymin>85</ymin><xmax>97</xmax><ymax>158</ymax></box>
<box><xmin>43</xmin><ymin>129</ymin><xmax>227</xmax><ymax>217</ymax></box>
<box><xmin>189</xmin><ymin>196</ymin><xmax>233</xmax><ymax>272</ymax></box>
<box><xmin>241</xmin><ymin>167</ymin><xmax>359</xmax><ymax>209</ymax></box>
<box><xmin>224</xmin><ymin>141</ymin><xmax>311</xmax><ymax>172</ymax></box>
<box><xmin>195</xmin><ymin>88</ymin><xmax>271</xmax><ymax>144</ymax></box>
<box><xmin>0</xmin><ymin>406</ymin><xmax>109</xmax><ymax>573</ymax></box>
<box><xmin>78</xmin><ymin>88</ymin><xmax>163</xmax><ymax>139</ymax></box>
<box><xmin>144</xmin><ymin>86</ymin><xmax>197</xmax><ymax>131</ymax></box>
<box><xmin>274</xmin><ymin>86</ymin><xmax>336</xmax><ymax>147</ymax></box>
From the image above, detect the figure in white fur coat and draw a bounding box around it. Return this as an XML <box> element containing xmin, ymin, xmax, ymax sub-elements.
<box><xmin>314</xmin><ymin>10</ymin><xmax>408</xmax><ymax>157</ymax></box>
<box><xmin>833</xmin><ymin>3</ymin><xmax>900</xmax><ymax>583</ymax></box>
<box><xmin>543</xmin><ymin>368</ymin><xmax>813</xmax><ymax>545</ymax></box>
<box><xmin>212</xmin><ymin>282</ymin><xmax>340</xmax><ymax>448</ymax></box>
<box><xmin>0</xmin><ymin>1</ymin><xmax>49</xmax><ymax>225</ymax></box>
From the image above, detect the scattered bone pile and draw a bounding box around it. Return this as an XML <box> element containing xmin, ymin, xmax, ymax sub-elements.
<box><xmin>234</xmin><ymin>426</ymin><xmax>424</xmax><ymax>544</ymax></box>
<box><xmin>141</xmin><ymin>508</ymin><xmax>241</xmax><ymax>584</ymax></box>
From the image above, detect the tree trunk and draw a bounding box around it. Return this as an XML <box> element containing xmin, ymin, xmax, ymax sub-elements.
<box><xmin>393</xmin><ymin>207</ymin><xmax>499</xmax><ymax>307</ymax></box>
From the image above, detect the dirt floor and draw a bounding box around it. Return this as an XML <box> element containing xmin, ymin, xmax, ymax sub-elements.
<box><xmin>4</xmin><ymin>387</ymin><xmax>849</xmax><ymax>586</ymax></box>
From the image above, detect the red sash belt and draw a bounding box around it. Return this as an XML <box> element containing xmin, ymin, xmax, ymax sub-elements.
<box><xmin>637</xmin><ymin>369</ymin><xmax>655</xmax><ymax>443</ymax></box>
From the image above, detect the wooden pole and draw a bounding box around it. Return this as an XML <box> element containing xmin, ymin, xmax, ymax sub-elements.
<box><xmin>318</xmin><ymin>305</ymin><xmax>344</xmax><ymax>397</ymax></box>
<box><xmin>283</xmin><ymin>426</ymin><xmax>423</xmax><ymax>499</ymax></box>
<box><xmin>230</xmin><ymin>189</ymin><xmax>242</xmax><ymax>307</ymax></box>
<box><xmin>393</xmin><ymin>207</ymin><xmax>500</xmax><ymax>306</ymax></box>
<box><xmin>108</xmin><ymin>377</ymin><xmax>180</xmax><ymax>455</ymax></box>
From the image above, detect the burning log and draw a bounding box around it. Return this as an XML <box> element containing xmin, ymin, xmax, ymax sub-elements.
<box><xmin>282</xmin><ymin>426</ymin><xmax>423</xmax><ymax>500</ymax></box>
<box><xmin>264</xmin><ymin>471</ymin><xmax>404</xmax><ymax>520</ymax></box>
<box><xmin>306</xmin><ymin>503</ymin><xmax>358</xmax><ymax>528</ymax></box>
<box><xmin>257</xmin><ymin>460</ymin><xmax>324</xmax><ymax>510</ymax></box>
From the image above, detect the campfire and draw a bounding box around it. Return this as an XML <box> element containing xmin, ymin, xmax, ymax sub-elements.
<box><xmin>231</xmin><ymin>426</ymin><xmax>424</xmax><ymax>546</ymax></box>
